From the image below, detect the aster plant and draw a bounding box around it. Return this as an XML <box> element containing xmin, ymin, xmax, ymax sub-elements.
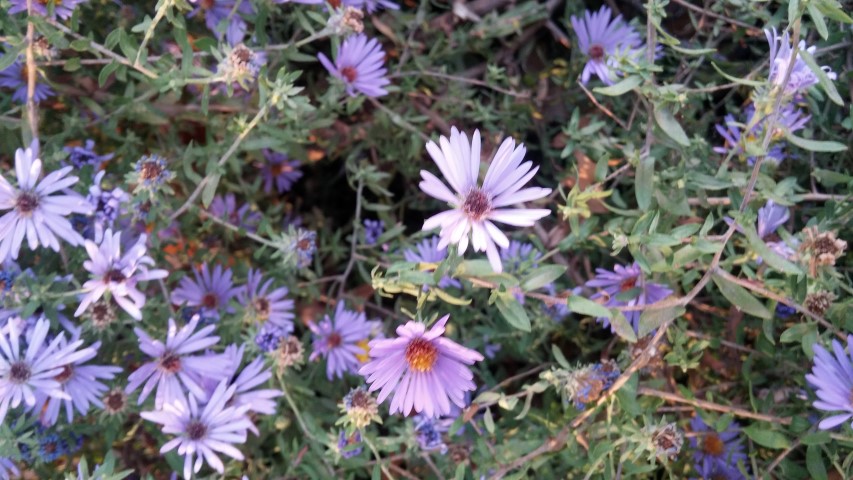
<box><xmin>419</xmin><ymin>127</ymin><xmax>551</xmax><ymax>272</ymax></box>
<box><xmin>171</xmin><ymin>263</ymin><xmax>240</xmax><ymax>321</ymax></box>
<box><xmin>238</xmin><ymin>269</ymin><xmax>295</xmax><ymax>331</ymax></box>
<box><xmin>569</xmin><ymin>6</ymin><xmax>645</xmax><ymax>85</ymax></box>
<box><xmin>318</xmin><ymin>33</ymin><xmax>390</xmax><ymax>97</ymax></box>
<box><xmin>309</xmin><ymin>302</ymin><xmax>372</xmax><ymax>380</ymax></box>
<box><xmin>585</xmin><ymin>262</ymin><xmax>673</xmax><ymax>334</ymax></box>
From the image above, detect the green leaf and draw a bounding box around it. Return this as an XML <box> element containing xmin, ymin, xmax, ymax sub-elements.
<box><xmin>807</xmin><ymin>4</ymin><xmax>829</xmax><ymax>39</ymax></box>
<box><xmin>654</xmin><ymin>107</ymin><xmax>690</xmax><ymax>147</ymax></box>
<box><xmin>806</xmin><ymin>445</ymin><xmax>828</xmax><ymax>480</ymax></box>
<box><xmin>799</xmin><ymin>49</ymin><xmax>844</xmax><ymax>106</ymax></box>
<box><xmin>98</xmin><ymin>61</ymin><xmax>122</xmax><ymax>87</ymax></box>
<box><xmin>520</xmin><ymin>265</ymin><xmax>566</xmax><ymax>291</ymax></box>
<box><xmin>638</xmin><ymin>306</ymin><xmax>684</xmax><ymax>337</ymax></box>
<box><xmin>483</xmin><ymin>408</ymin><xmax>495</xmax><ymax>434</ymax></box>
<box><xmin>568</xmin><ymin>296</ymin><xmax>612</xmax><ymax>319</ymax></box>
<box><xmin>372</xmin><ymin>464</ymin><xmax>381</xmax><ymax>480</ymax></box>
<box><xmin>635</xmin><ymin>156</ymin><xmax>655</xmax><ymax>211</ymax></box>
<box><xmin>788</xmin><ymin>0</ymin><xmax>800</xmax><ymax>25</ymax></box>
<box><xmin>669</xmin><ymin>44</ymin><xmax>716</xmax><ymax>56</ymax></box>
<box><xmin>811</xmin><ymin>169</ymin><xmax>853</xmax><ymax>187</ymax></box>
<box><xmin>593</xmin><ymin>76</ymin><xmax>642</xmax><ymax>96</ymax></box>
<box><xmin>741</xmin><ymin>224</ymin><xmax>803</xmax><ymax>275</ymax></box>
<box><xmin>711</xmin><ymin>273</ymin><xmax>772</xmax><ymax>319</ymax></box>
<box><xmin>69</xmin><ymin>38</ymin><xmax>91</xmax><ymax>52</ymax></box>
<box><xmin>495</xmin><ymin>293</ymin><xmax>531</xmax><ymax>331</ymax></box>
<box><xmin>802</xmin><ymin>431</ymin><xmax>831</xmax><ymax>445</ymax></box>
<box><xmin>610</xmin><ymin>311</ymin><xmax>638</xmax><ymax>343</ymax></box>
<box><xmin>551</xmin><ymin>344</ymin><xmax>571</xmax><ymax>369</ymax></box>
<box><xmin>784</xmin><ymin>133</ymin><xmax>848</xmax><ymax>153</ymax></box>
<box><xmin>454</xmin><ymin>464</ymin><xmax>467</xmax><ymax>480</ymax></box>
<box><xmin>711</xmin><ymin>62</ymin><xmax>764</xmax><ymax>87</ymax></box>
<box><xmin>815</xmin><ymin>0</ymin><xmax>853</xmax><ymax>23</ymax></box>
<box><xmin>201</xmin><ymin>174</ymin><xmax>220</xmax><ymax>208</ymax></box>
<box><xmin>762</xmin><ymin>315</ymin><xmax>776</xmax><ymax>344</ymax></box>
<box><xmin>780</xmin><ymin>323</ymin><xmax>812</xmax><ymax>343</ymax></box>
<box><xmin>742</xmin><ymin>425</ymin><xmax>790</xmax><ymax>449</ymax></box>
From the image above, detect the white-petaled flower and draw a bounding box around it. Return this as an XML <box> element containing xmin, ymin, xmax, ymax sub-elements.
<box><xmin>75</xmin><ymin>229</ymin><xmax>168</xmax><ymax>320</ymax></box>
<box><xmin>0</xmin><ymin>142</ymin><xmax>92</xmax><ymax>261</ymax></box>
<box><xmin>419</xmin><ymin>127</ymin><xmax>551</xmax><ymax>272</ymax></box>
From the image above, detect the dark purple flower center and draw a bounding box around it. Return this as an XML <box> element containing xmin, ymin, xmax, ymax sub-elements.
<box><xmin>54</xmin><ymin>364</ymin><xmax>74</xmax><ymax>383</ymax></box>
<box><xmin>619</xmin><ymin>278</ymin><xmax>637</xmax><ymax>292</ymax></box>
<box><xmin>105</xmin><ymin>269</ymin><xmax>126</xmax><ymax>283</ymax></box>
<box><xmin>201</xmin><ymin>293</ymin><xmax>219</xmax><ymax>309</ymax></box>
<box><xmin>139</xmin><ymin>161</ymin><xmax>164</xmax><ymax>181</ymax></box>
<box><xmin>462</xmin><ymin>189</ymin><xmax>491</xmax><ymax>221</ymax></box>
<box><xmin>10</xmin><ymin>361</ymin><xmax>31</xmax><ymax>383</ymax></box>
<box><xmin>327</xmin><ymin>332</ymin><xmax>342</xmax><ymax>349</ymax></box>
<box><xmin>186</xmin><ymin>420</ymin><xmax>208</xmax><ymax>440</ymax></box>
<box><xmin>349</xmin><ymin>390</ymin><xmax>371</xmax><ymax>409</ymax></box>
<box><xmin>405</xmin><ymin>338</ymin><xmax>438</xmax><ymax>373</ymax></box>
<box><xmin>105</xmin><ymin>390</ymin><xmax>126</xmax><ymax>412</ymax></box>
<box><xmin>233</xmin><ymin>47</ymin><xmax>252</xmax><ymax>64</ymax></box>
<box><xmin>702</xmin><ymin>433</ymin><xmax>724</xmax><ymax>457</ymax></box>
<box><xmin>159</xmin><ymin>352</ymin><xmax>182</xmax><ymax>373</ymax></box>
<box><xmin>341</xmin><ymin>66</ymin><xmax>358</xmax><ymax>83</ymax></box>
<box><xmin>253</xmin><ymin>297</ymin><xmax>271</xmax><ymax>319</ymax></box>
<box><xmin>16</xmin><ymin>192</ymin><xmax>40</xmax><ymax>216</ymax></box>
<box><xmin>589</xmin><ymin>44</ymin><xmax>605</xmax><ymax>61</ymax></box>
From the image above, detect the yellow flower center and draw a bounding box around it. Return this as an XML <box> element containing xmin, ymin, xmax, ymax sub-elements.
<box><xmin>405</xmin><ymin>338</ymin><xmax>438</xmax><ymax>373</ymax></box>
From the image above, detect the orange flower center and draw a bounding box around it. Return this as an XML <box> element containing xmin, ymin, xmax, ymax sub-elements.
<box><xmin>405</xmin><ymin>338</ymin><xmax>438</xmax><ymax>373</ymax></box>
<box><xmin>619</xmin><ymin>278</ymin><xmax>636</xmax><ymax>292</ymax></box>
<box><xmin>702</xmin><ymin>433</ymin><xmax>725</xmax><ymax>457</ymax></box>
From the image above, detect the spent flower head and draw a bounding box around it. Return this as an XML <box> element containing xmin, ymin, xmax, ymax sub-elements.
<box><xmin>339</xmin><ymin>386</ymin><xmax>381</xmax><ymax>430</ymax></box>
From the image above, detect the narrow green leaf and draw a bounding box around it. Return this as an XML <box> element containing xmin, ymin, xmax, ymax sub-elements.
<box><xmin>635</xmin><ymin>156</ymin><xmax>655</xmax><ymax>211</ymax></box>
<box><xmin>495</xmin><ymin>294</ymin><xmax>531</xmax><ymax>331</ymax></box>
<box><xmin>610</xmin><ymin>311</ymin><xmax>638</xmax><ymax>343</ymax></box>
<box><xmin>799</xmin><ymin>49</ymin><xmax>843</xmax><ymax>106</ymax></box>
<box><xmin>372</xmin><ymin>464</ymin><xmax>381</xmax><ymax>480</ymax></box>
<box><xmin>551</xmin><ymin>344</ymin><xmax>571</xmax><ymax>369</ymax></box>
<box><xmin>711</xmin><ymin>62</ymin><xmax>764</xmax><ymax>87</ymax></box>
<box><xmin>762</xmin><ymin>315</ymin><xmax>776</xmax><ymax>345</ymax></box>
<box><xmin>815</xmin><ymin>0</ymin><xmax>853</xmax><ymax>23</ymax></box>
<box><xmin>98</xmin><ymin>61</ymin><xmax>121</xmax><ymax>87</ymax></box>
<box><xmin>784</xmin><ymin>132</ymin><xmax>848</xmax><ymax>152</ymax></box>
<box><xmin>593</xmin><ymin>75</ymin><xmax>642</xmax><ymax>96</ymax></box>
<box><xmin>669</xmin><ymin>44</ymin><xmax>716</xmax><ymax>56</ymax></box>
<box><xmin>454</xmin><ymin>464</ymin><xmax>467</xmax><ymax>480</ymax></box>
<box><xmin>638</xmin><ymin>306</ymin><xmax>684</xmax><ymax>337</ymax></box>
<box><xmin>788</xmin><ymin>0</ymin><xmax>800</xmax><ymax>26</ymax></box>
<box><xmin>742</xmin><ymin>425</ymin><xmax>790</xmax><ymax>449</ymax></box>
<box><xmin>780</xmin><ymin>323</ymin><xmax>812</xmax><ymax>343</ymax></box>
<box><xmin>201</xmin><ymin>174</ymin><xmax>220</xmax><ymax>208</ymax></box>
<box><xmin>712</xmin><ymin>273</ymin><xmax>772</xmax><ymax>319</ymax></box>
<box><xmin>807</xmin><ymin>445</ymin><xmax>829</xmax><ymax>480</ymax></box>
<box><xmin>741</xmin><ymin>224</ymin><xmax>803</xmax><ymax>275</ymax></box>
<box><xmin>483</xmin><ymin>408</ymin><xmax>495</xmax><ymax>434</ymax></box>
<box><xmin>568</xmin><ymin>296</ymin><xmax>612</xmax><ymax>319</ymax></box>
<box><xmin>654</xmin><ymin>107</ymin><xmax>690</xmax><ymax>146</ymax></box>
<box><xmin>520</xmin><ymin>265</ymin><xmax>566</xmax><ymax>291</ymax></box>
<box><xmin>807</xmin><ymin>4</ymin><xmax>829</xmax><ymax>39</ymax></box>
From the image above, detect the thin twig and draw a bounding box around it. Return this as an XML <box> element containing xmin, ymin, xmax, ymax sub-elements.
<box><xmin>637</xmin><ymin>388</ymin><xmax>792</xmax><ymax>425</ymax></box>
<box><xmin>335</xmin><ymin>177</ymin><xmax>364</xmax><ymax>298</ymax></box>
<box><xmin>670</xmin><ymin>0</ymin><xmax>763</xmax><ymax>34</ymax></box>
<box><xmin>24</xmin><ymin>0</ymin><xmax>39</xmax><ymax>140</ymax></box>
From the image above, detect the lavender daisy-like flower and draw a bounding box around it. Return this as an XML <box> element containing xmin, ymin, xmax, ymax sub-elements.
<box><xmin>171</xmin><ymin>263</ymin><xmax>241</xmax><ymax>321</ymax></box>
<box><xmin>208</xmin><ymin>193</ymin><xmax>261</xmax><ymax>232</ymax></box>
<box><xmin>570</xmin><ymin>6</ymin><xmax>645</xmax><ymax>85</ymax></box>
<box><xmin>188</xmin><ymin>0</ymin><xmax>255</xmax><ymax>46</ymax></box>
<box><xmin>0</xmin><ymin>317</ymin><xmax>95</xmax><ymax>424</ymax></box>
<box><xmin>0</xmin><ymin>142</ymin><xmax>93</xmax><ymax>261</ymax></box>
<box><xmin>261</xmin><ymin>150</ymin><xmax>302</xmax><ymax>194</ymax></box>
<box><xmin>125</xmin><ymin>316</ymin><xmax>231</xmax><ymax>409</ymax></box>
<box><xmin>309</xmin><ymin>302</ymin><xmax>372</xmax><ymax>380</ymax></box>
<box><xmin>363</xmin><ymin>219</ymin><xmax>385</xmax><ymax>244</ymax></box>
<box><xmin>209</xmin><ymin>345</ymin><xmax>280</xmax><ymax>433</ymax></box>
<box><xmin>806</xmin><ymin>335</ymin><xmax>853</xmax><ymax>430</ymax></box>
<box><xmin>8</xmin><ymin>0</ymin><xmax>86</xmax><ymax>19</ymax></box>
<box><xmin>713</xmin><ymin>104</ymin><xmax>809</xmax><ymax>166</ymax></box>
<box><xmin>29</xmin><ymin>335</ymin><xmax>121</xmax><ymax>427</ymax></box>
<box><xmin>140</xmin><ymin>380</ymin><xmax>254</xmax><ymax>479</ymax></box>
<box><xmin>0</xmin><ymin>458</ymin><xmax>19</xmax><ymax>479</ymax></box>
<box><xmin>238</xmin><ymin>269</ymin><xmax>294</xmax><ymax>331</ymax></box>
<box><xmin>403</xmin><ymin>236</ymin><xmax>461</xmax><ymax>289</ymax></box>
<box><xmin>0</xmin><ymin>59</ymin><xmax>55</xmax><ymax>104</ymax></box>
<box><xmin>63</xmin><ymin>140</ymin><xmax>114</xmax><ymax>169</ymax></box>
<box><xmin>689</xmin><ymin>416</ymin><xmax>748</xmax><ymax>478</ymax></box>
<box><xmin>359</xmin><ymin>315</ymin><xmax>484</xmax><ymax>418</ymax></box>
<box><xmin>585</xmin><ymin>262</ymin><xmax>673</xmax><ymax>334</ymax></box>
<box><xmin>75</xmin><ymin>230</ymin><xmax>168</xmax><ymax>320</ymax></box>
<box><xmin>766</xmin><ymin>27</ymin><xmax>836</xmax><ymax>95</ymax></box>
<box><xmin>343</xmin><ymin>0</ymin><xmax>398</xmax><ymax>13</ymax></box>
<box><xmin>254</xmin><ymin>323</ymin><xmax>287</xmax><ymax>353</ymax></box>
<box><xmin>419</xmin><ymin>128</ymin><xmax>551</xmax><ymax>273</ymax></box>
<box><xmin>756</xmin><ymin>200</ymin><xmax>797</xmax><ymax>260</ymax></box>
<box><xmin>292</xmin><ymin>229</ymin><xmax>317</xmax><ymax>268</ymax></box>
<box><xmin>85</xmin><ymin>171</ymin><xmax>130</xmax><ymax>242</ymax></box>
<box><xmin>318</xmin><ymin>33</ymin><xmax>390</xmax><ymax>97</ymax></box>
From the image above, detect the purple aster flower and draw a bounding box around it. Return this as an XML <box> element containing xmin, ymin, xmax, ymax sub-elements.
<box><xmin>713</xmin><ymin>104</ymin><xmax>809</xmax><ymax>166</ymax></box>
<box><xmin>188</xmin><ymin>0</ymin><xmax>255</xmax><ymax>46</ymax></box>
<box><xmin>359</xmin><ymin>314</ymin><xmax>484</xmax><ymax>418</ymax></box>
<box><xmin>585</xmin><ymin>262</ymin><xmax>673</xmax><ymax>334</ymax></box>
<box><xmin>363</xmin><ymin>219</ymin><xmax>385</xmax><ymax>244</ymax></box>
<box><xmin>318</xmin><ymin>34</ymin><xmax>390</xmax><ymax>97</ymax></box>
<box><xmin>342</xmin><ymin>0</ymin><xmax>398</xmax><ymax>13</ymax></box>
<box><xmin>85</xmin><ymin>171</ymin><xmax>130</xmax><ymax>242</ymax></box>
<box><xmin>239</xmin><ymin>269</ymin><xmax>295</xmax><ymax>331</ymax></box>
<box><xmin>134</xmin><ymin>154</ymin><xmax>173</xmax><ymax>189</ymax></box>
<box><xmin>75</xmin><ymin>229</ymin><xmax>168</xmax><ymax>320</ymax></box>
<box><xmin>693</xmin><ymin>461</ymin><xmax>745</xmax><ymax>480</ymax></box>
<box><xmin>337</xmin><ymin>430</ymin><xmax>364</xmax><ymax>459</ymax></box>
<box><xmin>292</xmin><ymin>229</ymin><xmax>317</xmax><ymax>268</ymax></box>
<box><xmin>254</xmin><ymin>323</ymin><xmax>287</xmax><ymax>353</ymax></box>
<box><xmin>29</xmin><ymin>334</ymin><xmax>121</xmax><ymax>427</ymax></box>
<box><xmin>140</xmin><ymin>380</ymin><xmax>254</xmax><ymax>479</ymax></box>
<box><xmin>483</xmin><ymin>335</ymin><xmax>501</xmax><ymax>359</ymax></box>
<box><xmin>125</xmin><ymin>316</ymin><xmax>231</xmax><ymax>409</ymax></box>
<box><xmin>0</xmin><ymin>59</ymin><xmax>54</xmax><ymax>104</ymax></box>
<box><xmin>7</xmin><ymin>0</ymin><xmax>86</xmax><ymax>19</ymax></box>
<box><xmin>0</xmin><ymin>142</ymin><xmax>92</xmax><ymax>261</ymax></box>
<box><xmin>766</xmin><ymin>28</ymin><xmax>836</xmax><ymax>95</ymax></box>
<box><xmin>413</xmin><ymin>414</ymin><xmax>449</xmax><ymax>453</ymax></box>
<box><xmin>0</xmin><ymin>317</ymin><xmax>95</xmax><ymax>424</ymax></box>
<box><xmin>689</xmin><ymin>416</ymin><xmax>748</xmax><ymax>479</ymax></box>
<box><xmin>261</xmin><ymin>150</ymin><xmax>302</xmax><ymax>194</ymax></box>
<box><xmin>403</xmin><ymin>236</ymin><xmax>461</xmax><ymax>289</ymax></box>
<box><xmin>171</xmin><ymin>263</ymin><xmax>240</xmax><ymax>321</ymax></box>
<box><xmin>208</xmin><ymin>193</ymin><xmax>261</xmax><ymax>232</ymax></box>
<box><xmin>0</xmin><ymin>458</ymin><xmax>19</xmax><ymax>479</ymax></box>
<box><xmin>775</xmin><ymin>304</ymin><xmax>796</xmax><ymax>319</ymax></box>
<box><xmin>570</xmin><ymin>6</ymin><xmax>645</xmax><ymax>85</ymax></box>
<box><xmin>309</xmin><ymin>302</ymin><xmax>372</xmax><ymax>380</ymax></box>
<box><xmin>63</xmin><ymin>140</ymin><xmax>114</xmax><ymax>169</ymax></box>
<box><xmin>806</xmin><ymin>335</ymin><xmax>853</xmax><ymax>430</ymax></box>
<box><xmin>757</xmin><ymin>200</ymin><xmax>798</xmax><ymax>260</ymax></box>
<box><xmin>419</xmin><ymin>128</ymin><xmax>552</xmax><ymax>273</ymax></box>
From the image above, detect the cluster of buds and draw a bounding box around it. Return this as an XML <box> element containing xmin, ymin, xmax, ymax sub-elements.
<box><xmin>804</xmin><ymin>291</ymin><xmax>836</xmax><ymax>317</ymax></box>
<box><xmin>338</xmin><ymin>386</ymin><xmax>382</xmax><ymax>430</ymax></box>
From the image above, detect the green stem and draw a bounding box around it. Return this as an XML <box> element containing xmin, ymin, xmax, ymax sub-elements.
<box><xmin>134</xmin><ymin>0</ymin><xmax>172</xmax><ymax>66</ymax></box>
